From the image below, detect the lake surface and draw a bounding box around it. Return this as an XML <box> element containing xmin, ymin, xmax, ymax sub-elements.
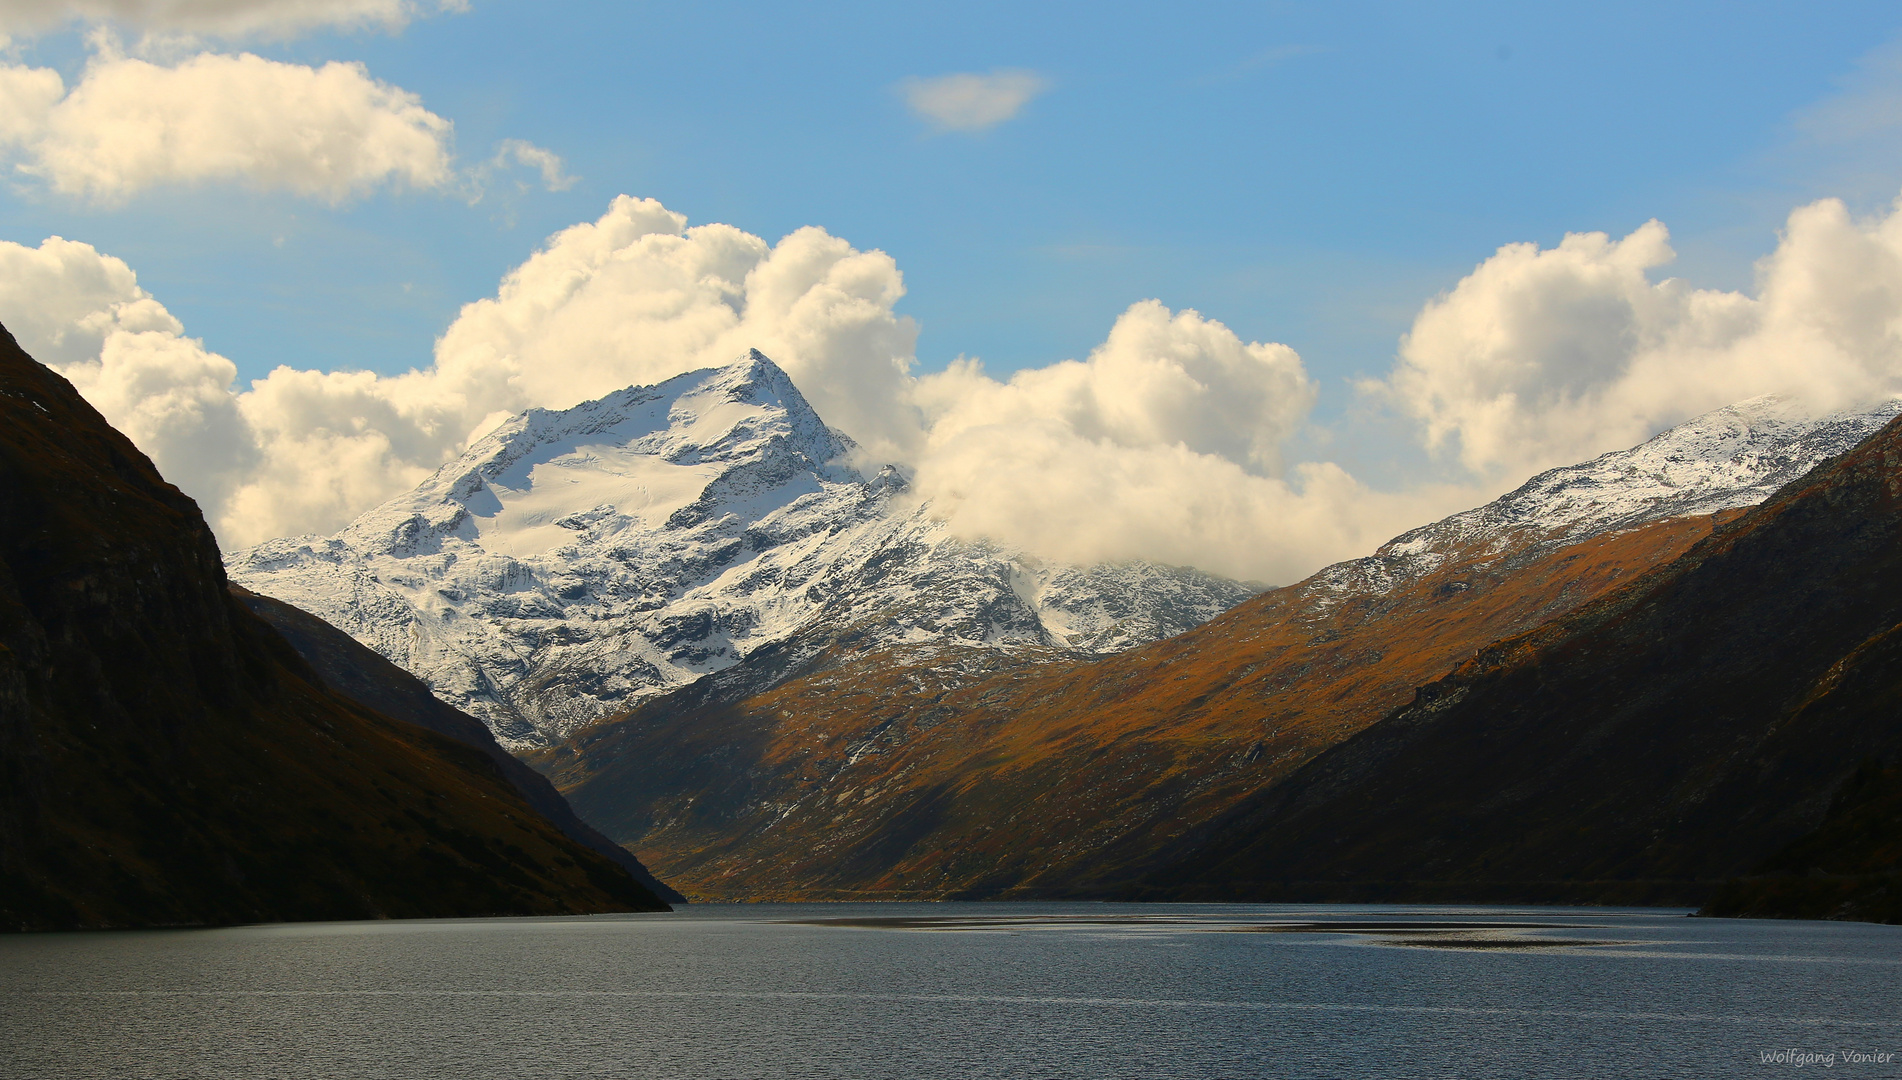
<box><xmin>2</xmin><ymin>903</ymin><xmax>1899</xmax><ymax>1079</ymax></box>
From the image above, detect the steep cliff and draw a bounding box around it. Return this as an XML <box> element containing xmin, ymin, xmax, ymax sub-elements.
<box><xmin>231</xmin><ymin>586</ymin><xmax>683</xmax><ymax>905</ymax></box>
<box><xmin>0</xmin><ymin>323</ymin><xmax>667</xmax><ymax>929</ymax></box>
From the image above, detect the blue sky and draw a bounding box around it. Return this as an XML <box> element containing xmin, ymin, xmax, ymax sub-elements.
<box><xmin>9</xmin><ymin>1</ymin><xmax>1902</xmax><ymax>578</ymax></box>
<box><xmin>7</xmin><ymin>1</ymin><xmax>1900</xmax><ymax>393</ymax></box>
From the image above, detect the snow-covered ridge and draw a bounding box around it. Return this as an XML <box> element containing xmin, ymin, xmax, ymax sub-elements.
<box><xmin>1309</xmin><ymin>394</ymin><xmax>1902</xmax><ymax>603</ymax></box>
<box><xmin>229</xmin><ymin>351</ymin><xmax>1255</xmax><ymax>748</ymax></box>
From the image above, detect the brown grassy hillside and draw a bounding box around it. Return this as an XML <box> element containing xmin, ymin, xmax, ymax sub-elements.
<box><xmin>1144</xmin><ymin>414</ymin><xmax>1902</xmax><ymax>912</ymax></box>
<box><xmin>537</xmin><ymin>506</ymin><xmax>1730</xmax><ymax>901</ymax></box>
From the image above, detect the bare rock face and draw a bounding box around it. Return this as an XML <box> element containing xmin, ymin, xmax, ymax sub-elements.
<box><xmin>229</xmin><ymin>351</ymin><xmax>1256</xmax><ymax>748</ymax></box>
<box><xmin>0</xmin><ymin>322</ymin><xmax>667</xmax><ymax>930</ymax></box>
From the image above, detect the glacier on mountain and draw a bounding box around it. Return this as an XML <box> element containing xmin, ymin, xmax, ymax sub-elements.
<box><xmin>228</xmin><ymin>351</ymin><xmax>1256</xmax><ymax>747</ymax></box>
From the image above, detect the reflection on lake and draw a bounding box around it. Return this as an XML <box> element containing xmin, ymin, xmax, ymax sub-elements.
<box><xmin>3</xmin><ymin>903</ymin><xmax>1899</xmax><ymax>1079</ymax></box>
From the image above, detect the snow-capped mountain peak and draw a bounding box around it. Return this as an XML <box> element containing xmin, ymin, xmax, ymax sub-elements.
<box><xmin>342</xmin><ymin>349</ymin><xmax>855</xmax><ymax>561</ymax></box>
<box><xmin>229</xmin><ymin>351</ymin><xmax>1255</xmax><ymax>747</ymax></box>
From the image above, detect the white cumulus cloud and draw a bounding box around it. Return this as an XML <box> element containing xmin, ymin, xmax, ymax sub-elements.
<box><xmin>0</xmin><ymin>236</ymin><xmax>260</xmax><ymax>510</ymax></box>
<box><xmin>0</xmin><ymin>198</ymin><xmax>1384</xmax><ymax>581</ymax></box>
<box><xmin>901</xmin><ymin>70</ymin><xmax>1048</xmax><ymax>132</ymax></box>
<box><xmin>426</xmin><ymin>196</ymin><xmax>923</xmax><ymax>467</ymax></box>
<box><xmin>905</xmin><ymin>302</ymin><xmax>1377</xmax><ymax>579</ymax></box>
<box><xmin>0</xmin><ymin>198</ymin><xmax>925</xmax><ymax>547</ymax></box>
<box><xmin>17</xmin><ymin>191</ymin><xmax>1902</xmax><ymax>585</ymax></box>
<box><xmin>1373</xmin><ymin>199</ymin><xmax>1902</xmax><ymax>483</ymax></box>
<box><xmin>0</xmin><ymin>49</ymin><xmax>454</xmax><ymax>202</ymax></box>
<box><xmin>0</xmin><ymin>43</ymin><xmax>570</xmax><ymax>204</ymax></box>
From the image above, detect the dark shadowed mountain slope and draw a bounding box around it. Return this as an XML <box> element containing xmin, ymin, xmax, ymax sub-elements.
<box><xmin>1700</xmin><ymin>758</ymin><xmax>1902</xmax><ymax>924</ymax></box>
<box><xmin>0</xmin><ymin>323</ymin><xmax>666</xmax><ymax>930</ymax></box>
<box><xmin>1145</xmin><ymin>414</ymin><xmax>1902</xmax><ymax>910</ymax></box>
<box><xmin>232</xmin><ymin>587</ymin><xmax>684</xmax><ymax>905</ymax></box>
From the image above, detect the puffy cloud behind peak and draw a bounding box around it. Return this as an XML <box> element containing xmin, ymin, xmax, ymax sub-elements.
<box><xmin>1372</xmin><ymin>199</ymin><xmax>1902</xmax><ymax>483</ymax></box>
<box><xmin>0</xmin><ymin>197</ymin><xmax>1359</xmax><ymax>581</ymax></box>
<box><xmin>904</xmin><ymin>302</ymin><xmax>1342</xmax><ymax>579</ymax></box>
<box><xmin>18</xmin><ymin>190</ymin><xmax>1902</xmax><ymax>585</ymax></box>
<box><xmin>0</xmin><ymin>198</ymin><xmax>925</xmax><ymax>546</ymax></box>
<box><xmin>430</xmin><ymin>196</ymin><xmax>922</xmax><ymax>466</ymax></box>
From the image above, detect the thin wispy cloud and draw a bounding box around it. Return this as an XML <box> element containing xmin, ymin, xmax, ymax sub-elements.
<box><xmin>487</xmin><ymin>139</ymin><xmax>573</xmax><ymax>192</ymax></box>
<box><xmin>1793</xmin><ymin>40</ymin><xmax>1902</xmax><ymax>145</ymax></box>
<box><xmin>1199</xmin><ymin>43</ymin><xmax>1325</xmax><ymax>85</ymax></box>
<box><xmin>0</xmin><ymin>0</ymin><xmax>468</xmax><ymax>41</ymax></box>
<box><xmin>1785</xmin><ymin>38</ymin><xmax>1902</xmax><ymax>202</ymax></box>
<box><xmin>901</xmin><ymin>69</ymin><xmax>1048</xmax><ymax>133</ymax></box>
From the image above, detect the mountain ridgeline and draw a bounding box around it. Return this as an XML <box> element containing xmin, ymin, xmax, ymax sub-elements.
<box><xmin>25</xmin><ymin>300</ymin><xmax>1901</xmax><ymax>929</ymax></box>
<box><xmin>228</xmin><ymin>353</ymin><xmax>1256</xmax><ymax>749</ymax></box>
<box><xmin>0</xmin><ymin>323</ymin><xmax>669</xmax><ymax>930</ymax></box>
<box><xmin>1143</xmin><ymin>410</ymin><xmax>1902</xmax><ymax>916</ymax></box>
<box><xmin>207</xmin><ymin>344</ymin><xmax>1902</xmax><ymax>920</ymax></box>
<box><xmin>523</xmin><ymin>391</ymin><xmax>1902</xmax><ymax>905</ymax></box>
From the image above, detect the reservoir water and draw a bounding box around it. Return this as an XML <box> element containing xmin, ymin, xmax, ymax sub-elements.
<box><xmin>2</xmin><ymin>903</ymin><xmax>1898</xmax><ymax>1079</ymax></box>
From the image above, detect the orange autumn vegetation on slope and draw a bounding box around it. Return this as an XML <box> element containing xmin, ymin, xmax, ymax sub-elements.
<box><xmin>537</xmin><ymin>509</ymin><xmax>1741</xmax><ymax>901</ymax></box>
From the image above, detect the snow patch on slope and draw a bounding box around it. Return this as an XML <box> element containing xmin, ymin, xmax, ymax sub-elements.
<box><xmin>1312</xmin><ymin>393</ymin><xmax>1902</xmax><ymax>603</ymax></box>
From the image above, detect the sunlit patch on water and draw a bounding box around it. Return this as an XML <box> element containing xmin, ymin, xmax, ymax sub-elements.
<box><xmin>784</xmin><ymin>913</ymin><xmax>1638</xmax><ymax>950</ymax></box>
